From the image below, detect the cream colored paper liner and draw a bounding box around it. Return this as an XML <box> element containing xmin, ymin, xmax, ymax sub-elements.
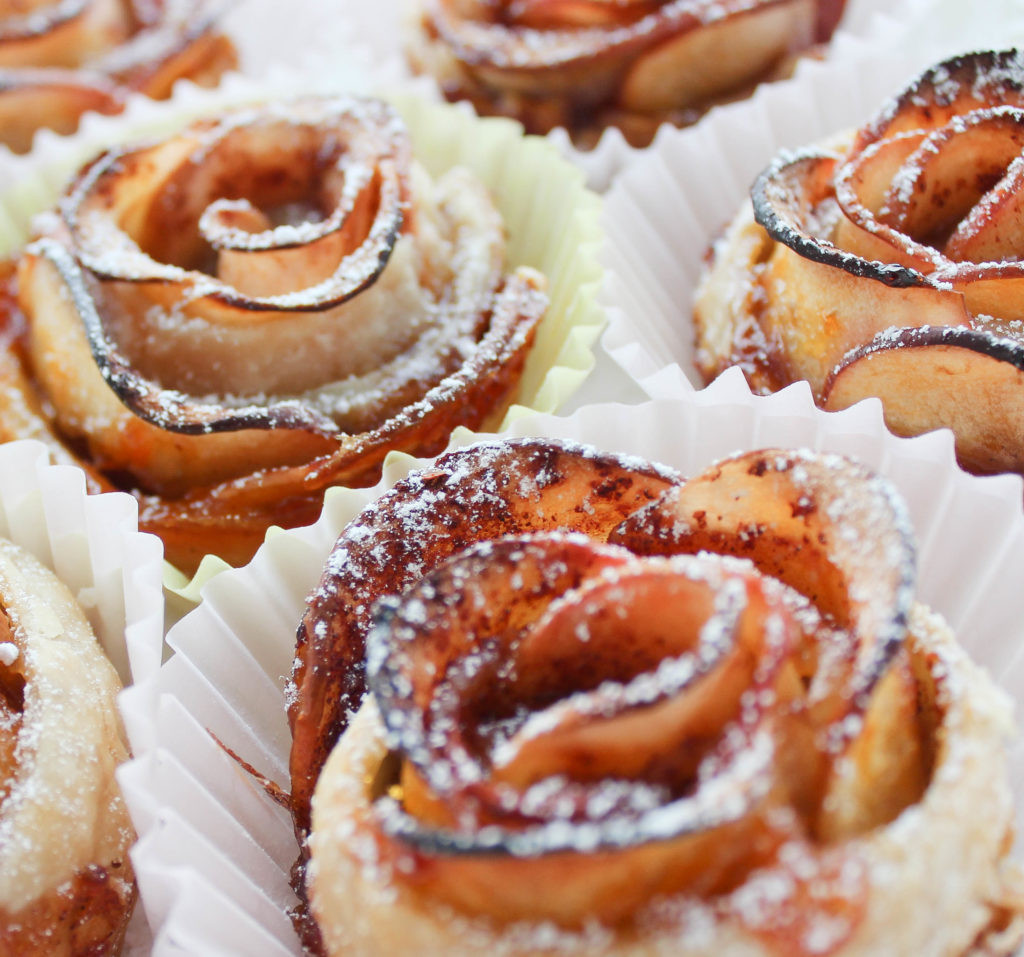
<box><xmin>601</xmin><ymin>0</ymin><xmax>1024</xmax><ymax>392</ymax></box>
<box><xmin>0</xmin><ymin>76</ymin><xmax>605</xmax><ymax>598</ymax></box>
<box><xmin>120</xmin><ymin>388</ymin><xmax>1024</xmax><ymax>954</ymax></box>
<box><xmin>324</xmin><ymin>0</ymin><xmax>924</xmax><ymax>191</ymax></box>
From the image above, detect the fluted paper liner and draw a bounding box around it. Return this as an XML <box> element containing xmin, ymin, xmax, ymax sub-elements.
<box><xmin>601</xmin><ymin>0</ymin><xmax>1024</xmax><ymax>392</ymax></box>
<box><xmin>0</xmin><ymin>76</ymin><xmax>605</xmax><ymax>601</ymax></box>
<box><xmin>0</xmin><ymin>440</ymin><xmax>164</xmax><ymax>953</ymax></box>
<box><xmin>119</xmin><ymin>388</ymin><xmax>1024</xmax><ymax>953</ymax></box>
<box><xmin>0</xmin><ymin>439</ymin><xmax>163</xmax><ymax>686</ymax></box>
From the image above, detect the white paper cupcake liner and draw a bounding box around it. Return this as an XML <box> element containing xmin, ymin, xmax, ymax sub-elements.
<box><xmin>0</xmin><ymin>439</ymin><xmax>163</xmax><ymax>687</ymax></box>
<box><xmin>0</xmin><ymin>439</ymin><xmax>164</xmax><ymax>953</ymax></box>
<box><xmin>120</xmin><ymin>387</ymin><xmax>1024</xmax><ymax>954</ymax></box>
<box><xmin>600</xmin><ymin>0</ymin><xmax>1024</xmax><ymax>392</ymax></box>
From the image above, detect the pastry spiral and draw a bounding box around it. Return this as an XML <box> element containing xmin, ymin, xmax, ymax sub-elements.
<box><xmin>0</xmin><ymin>537</ymin><xmax>135</xmax><ymax>954</ymax></box>
<box><xmin>407</xmin><ymin>0</ymin><xmax>845</xmax><ymax>147</ymax></box>
<box><xmin>4</xmin><ymin>96</ymin><xmax>548</xmax><ymax>571</ymax></box>
<box><xmin>0</xmin><ymin>0</ymin><xmax>236</xmax><ymax>152</ymax></box>
<box><xmin>696</xmin><ymin>49</ymin><xmax>1024</xmax><ymax>477</ymax></box>
<box><xmin>305</xmin><ymin>444</ymin><xmax>1023</xmax><ymax>956</ymax></box>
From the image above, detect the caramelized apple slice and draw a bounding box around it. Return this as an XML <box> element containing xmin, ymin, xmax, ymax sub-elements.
<box><xmin>619</xmin><ymin>0</ymin><xmax>814</xmax><ymax>113</ymax></box>
<box><xmin>832</xmin><ymin>133</ymin><xmax>947</xmax><ymax>272</ymax></box>
<box><xmin>815</xmin><ymin>0</ymin><xmax>844</xmax><ymax>39</ymax></box>
<box><xmin>945</xmin><ymin>154</ymin><xmax>1024</xmax><ymax>264</ymax></box>
<box><xmin>879</xmin><ymin>108</ymin><xmax>1024</xmax><ymax>251</ymax></box>
<box><xmin>853</xmin><ymin>49</ymin><xmax>1024</xmax><ymax>152</ymax></box>
<box><xmin>755</xmin><ymin>150</ymin><xmax>938</xmax><ymax>277</ymax></box>
<box><xmin>0</xmin><ymin>68</ymin><xmax>121</xmax><ymax>152</ymax></box>
<box><xmin>369</xmin><ymin>536</ymin><xmax>636</xmax><ymax>794</ymax></box>
<box><xmin>362</xmin><ymin>535</ymin><xmax>802</xmax><ymax>928</ymax></box>
<box><xmin>507</xmin><ymin>0</ymin><xmax>661</xmax><ymax>29</ymax></box>
<box><xmin>102</xmin><ymin>13</ymin><xmax>237</xmax><ymax>98</ymax></box>
<box><xmin>823</xmin><ymin>325</ymin><xmax>1024</xmax><ymax>475</ymax></box>
<box><xmin>0</xmin><ymin>0</ymin><xmax>130</xmax><ymax>71</ymax></box>
<box><xmin>370</xmin><ymin>539</ymin><xmax>799</xmax><ymax>793</ymax></box>
<box><xmin>610</xmin><ymin>447</ymin><xmax>916</xmax><ymax>699</ymax></box>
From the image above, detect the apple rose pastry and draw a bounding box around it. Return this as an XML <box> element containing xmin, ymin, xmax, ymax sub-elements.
<box><xmin>0</xmin><ymin>0</ymin><xmax>236</xmax><ymax>152</ymax></box>
<box><xmin>289</xmin><ymin>437</ymin><xmax>680</xmax><ymax>837</ymax></box>
<box><xmin>0</xmin><ymin>537</ymin><xmax>135</xmax><ymax>953</ymax></box>
<box><xmin>407</xmin><ymin>0</ymin><xmax>846</xmax><ymax>148</ymax></box>
<box><xmin>5</xmin><ymin>96</ymin><xmax>548</xmax><ymax>571</ymax></box>
<box><xmin>304</xmin><ymin>443</ymin><xmax>1023</xmax><ymax>956</ymax></box>
<box><xmin>695</xmin><ymin>49</ymin><xmax>1024</xmax><ymax>478</ymax></box>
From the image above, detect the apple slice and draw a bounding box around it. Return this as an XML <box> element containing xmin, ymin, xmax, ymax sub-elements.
<box><xmin>945</xmin><ymin>153</ymin><xmax>1024</xmax><ymax>264</ymax></box>
<box><xmin>609</xmin><ymin>447</ymin><xmax>916</xmax><ymax>702</ymax></box>
<box><xmin>357</xmin><ymin>535</ymin><xmax>798</xmax><ymax>929</ymax></box>
<box><xmin>0</xmin><ymin>0</ymin><xmax>130</xmax><ymax>72</ymax></box>
<box><xmin>853</xmin><ymin>49</ymin><xmax>1024</xmax><ymax>152</ymax></box>
<box><xmin>0</xmin><ymin>68</ymin><xmax>121</xmax><ymax>152</ymax></box>
<box><xmin>619</xmin><ymin>0</ymin><xmax>814</xmax><ymax>114</ymax></box>
<box><xmin>506</xmin><ymin>0</ymin><xmax>660</xmax><ymax>30</ymax></box>
<box><xmin>754</xmin><ymin>148</ymin><xmax>940</xmax><ymax>280</ymax></box>
<box><xmin>879</xmin><ymin>108</ymin><xmax>1024</xmax><ymax>252</ymax></box>
<box><xmin>823</xmin><ymin>325</ymin><xmax>1024</xmax><ymax>476</ymax></box>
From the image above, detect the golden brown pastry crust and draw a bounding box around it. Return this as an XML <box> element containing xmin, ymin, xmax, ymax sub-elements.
<box><xmin>305</xmin><ymin>444</ymin><xmax>1023</xmax><ymax>956</ymax></box>
<box><xmin>2</xmin><ymin>96</ymin><xmax>548</xmax><ymax>572</ymax></box>
<box><xmin>695</xmin><ymin>49</ymin><xmax>1024</xmax><ymax>477</ymax></box>
<box><xmin>407</xmin><ymin>0</ymin><xmax>845</xmax><ymax>148</ymax></box>
<box><xmin>0</xmin><ymin>537</ymin><xmax>135</xmax><ymax>954</ymax></box>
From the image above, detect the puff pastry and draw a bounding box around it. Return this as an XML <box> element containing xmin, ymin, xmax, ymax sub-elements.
<box><xmin>696</xmin><ymin>49</ymin><xmax>1024</xmax><ymax>476</ymax></box>
<box><xmin>301</xmin><ymin>442</ymin><xmax>1023</xmax><ymax>956</ymax></box>
<box><xmin>0</xmin><ymin>537</ymin><xmax>135</xmax><ymax>954</ymax></box>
